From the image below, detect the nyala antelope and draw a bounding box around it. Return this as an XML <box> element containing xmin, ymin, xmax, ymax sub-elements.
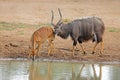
<box><xmin>29</xmin><ymin>27</ymin><xmax>55</xmax><ymax>60</ymax></box>
<box><xmin>51</xmin><ymin>8</ymin><xmax>105</xmax><ymax>57</ymax></box>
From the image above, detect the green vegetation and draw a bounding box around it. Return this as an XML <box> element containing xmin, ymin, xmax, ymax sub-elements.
<box><xmin>18</xmin><ymin>30</ymin><xmax>24</xmax><ymax>35</ymax></box>
<box><xmin>1</xmin><ymin>22</ymin><xmax>119</xmax><ymax>33</ymax></box>
<box><xmin>0</xmin><ymin>22</ymin><xmax>51</xmax><ymax>31</ymax></box>
<box><xmin>107</xmin><ymin>27</ymin><xmax>120</xmax><ymax>32</ymax></box>
<box><xmin>62</xmin><ymin>18</ymin><xmax>71</xmax><ymax>23</ymax></box>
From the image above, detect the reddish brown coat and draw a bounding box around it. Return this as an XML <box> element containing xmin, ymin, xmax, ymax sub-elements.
<box><xmin>30</xmin><ymin>27</ymin><xmax>55</xmax><ymax>60</ymax></box>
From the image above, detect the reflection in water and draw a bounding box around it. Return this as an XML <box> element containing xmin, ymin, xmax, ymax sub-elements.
<box><xmin>28</xmin><ymin>62</ymin><xmax>120</xmax><ymax>80</ymax></box>
<box><xmin>0</xmin><ymin>60</ymin><xmax>120</xmax><ymax>80</ymax></box>
<box><xmin>71</xmin><ymin>64</ymin><xmax>85</xmax><ymax>80</ymax></box>
<box><xmin>29</xmin><ymin>62</ymin><xmax>52</xmax><ymax>80</ymax></box>
<box><xmin>71</xmin><ymin>64</ymin><xmax>102</xmax><ymax>80</ymax></box>
<box><xmin>0</xmin><ymin>61</ymin><xmax>28</xmax><ymax>80</ymax></box>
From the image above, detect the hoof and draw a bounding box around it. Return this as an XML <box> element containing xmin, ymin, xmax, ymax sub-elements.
<box><xmin>48</xmin><ymin>53</ymin><xmax>54</xmax><ymax>56</ymax></box>
<box><xmin>72</xmin><ymin>54</ymin><xmax>76</xmax><ymax>57</ymax></box>
<box><xmin>32</xmin><ymin>58</ymin><xmax>34</xmax><ymax>61</ymax></box>
<box><xmin>72</xmin><ymin>54</ymin><xmax>75</xmax><ymax>57</ymax></box>
<box><xmin>98</xmin><ymin>52</ymin><xmax>102</xmax><ymax>57</ymax></box>
<box><xmin>82</xmin><ymin>51</ymin><xmax>86</xmax><ymax>55</ymax></box>
<box><xmin>98</xmin><ymin>54</ymin><xmax>102</xmax><ymax>57</ymax></box>
<box><xmin>91</xmin><ymin>51</ymin><xmax>95</xmax><ymax>54</ymax></box>
<box><xmin>32</xmin><ymin>55</ymin><xmax>35</xmax><ymax>61</ymax></box>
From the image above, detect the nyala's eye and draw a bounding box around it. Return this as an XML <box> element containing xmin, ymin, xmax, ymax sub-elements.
<box><xmin>59</xmin><ymin>24</ymin><xmax>61</xmax><ymax>26</ymax></box>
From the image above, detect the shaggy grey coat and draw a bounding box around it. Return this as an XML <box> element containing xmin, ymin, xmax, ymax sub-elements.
<box><xmin>55</xmin><ymin>16</ymin><xmax>105</xmax><ymax>46</ymax></box>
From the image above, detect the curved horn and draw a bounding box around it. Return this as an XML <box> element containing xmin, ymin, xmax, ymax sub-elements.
<box><xmin>57</xmin><ymin>8</ymin><xmax>62</xmax><ymax>24</ymax></box>
<box><xmin>51</xmin><ymin>10</ymin><xmax>55</xmax><ymax>26</ymax></box>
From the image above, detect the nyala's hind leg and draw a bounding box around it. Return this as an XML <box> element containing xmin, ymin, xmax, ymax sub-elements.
<box><xmin>50</xmin><ymin>42</ymin><xmax>54</xmax><ymax>54</ymax></box>
<box><xmin>28</xmin><ymin>45</ymin><xmax>31</xmax><ymax>59</ymax></box>
<box><xmin>79</xmin><ymin>44</ymin><xmax>86</xmax><ymax>54</ymax></box>
<box><xmin>91</xmin><ymin>43</ymin><xmax>98</xmax><ymax>54</ymax></box>
<box><xmin>91</xmin><ymin>41</ymin><xmax>104</xmax><ymax>55</ymax></box>
<box><xmin>32</xmin><ymin>54</ymin><xmax>36</xmax><ymax>61</ymax></box>
<box><xmin>30</xmin><ymin>49</ymin><xmax>34</xmax><ymax>60</ymax></box>
<box><xmin>31</xmin><ymin>48</ymin><xmax>37</xmax><ymax>61</ymax></box>
<box><xmin>31</xmin><ymin>50</ymin><xmax>35</xmax><ymax>61</ymax></box>
<box><xmin>72</xmin><ymin>46</ymin><xmax>76</xmax><ymax>57</ymax></box>
<box><xmin>78</xmin><ymin>38</ymin><xmax>86</xmax><ymax>54</ymax></box>
<box><xmin>36</xmin><ymin>43</ymin><xmax>42</xmax><ymax>57</ymax></box>
<box><xmin>99</xmin><ymin>41</ymin><xmax>104</xmax><ymax>55</ymax></box>
<box><xmin>72</xmin><ymin>39</ymin><xmax>78</xmax><ymax>57</ymax></box>
<box><xmin>28</xmin><ymin>52</ymin><xmax>31</xmax><ymax>59</ymax></box>
<box><xmin>48</xmin><ymin>40</ymin><xmax>54</xmax><ymax>56</ymax></box>
<box><xmin>28</xmin><ymin>53</ymin><xmax>33</xmax><ymax>60</ymax></box>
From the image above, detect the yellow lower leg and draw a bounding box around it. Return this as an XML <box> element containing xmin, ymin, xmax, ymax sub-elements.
<box><xmin>92</xmin><ymin>43</ymin><xmax>98</xmax><ymax>54</ymax></box>
<box><xmin>72</xmin><ymin>46</ymin><xmax>75</xmax><ymax>57</ymax></box>
<box><xmin>99</xmin><ymin>41</ymin><xmax>104</xmax><ymax>55</ymax></box>
<box><xmin>79</xmin><ymin>44</ymin><xmax>85</xmax><ymax>54</ymax></box>
<box><xmin>48</xmin><ymin>41</ymin><xmax>54</xmax><ymax>56</ymax></box>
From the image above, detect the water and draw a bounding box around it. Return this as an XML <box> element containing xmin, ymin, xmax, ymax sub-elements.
<box><xmin>0</xmin><ymin>60</ymin><xmax>119</xmax><ymax>80</ymax></box>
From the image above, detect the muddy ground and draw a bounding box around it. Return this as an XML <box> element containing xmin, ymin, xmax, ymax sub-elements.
<box><xmin>0</xmin><ymin>0</ymin><xmax>120</xmax><ymax>62</ymax></box>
